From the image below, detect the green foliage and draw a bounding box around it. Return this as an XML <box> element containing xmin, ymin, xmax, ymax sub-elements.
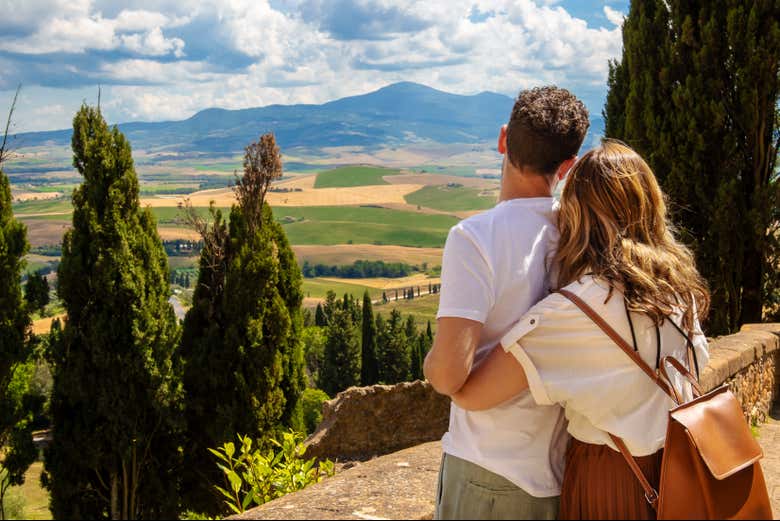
<box><xmin>179</xmin><ymin>134</ymin><xmax>306</xmax><ymax>515</ymax></box>
<box><xmin>377</xmin><ymin>309</ymin><xmax>411</xmax><ymax>384</ymax></box>
<box><xmin>0</xmin><ymin>165</ymin><xmax>35</xmax><ymax>521</ymax></box>
<box><xmin>360</xmin><ymin>292</ymin><xmax>379</xmax><ymax>386</ymax></box>
<box><xmin>0</xmin><ymin>485</ymin><xmax>25</xmax><ymax>521</ymax></box>
<box><xmin>301</xmin><ymin>326</ymin><xmax>326</xmax><ymax>387</ymax></box>
<box><xmin>44</xmin><ymin>105</ymin><xmax>183</xmax><ymax>520</ymax></box>
<box><xmin>320</xmin><ymin>303</ymin><xmax>361</xmax><ymax>396</ymax></box>
<box><xmin>314</xmin><ymin>303</ymin><xmax>326</xmax><ymax>327</ymax></box>
<box><xmin>301</xmin><ymin>259</ymin><xmax>417</xmax><ymax>278</ymax></box>
<box><xmin>0</xmin><ymin>364</ymin><xmax>38</xmax><ymax>521</ymax></box>
<box><xmin>208</xmin><ymin>432</ymin><xmax>335</xmax><ymax>516</ymax></box>
<box><xmin>605</xmin><ymin>0</ymin><xmax>780</xmax><ymax>333</ymax></box>
<box><xmin>23</xmin><ymin>272</ymin><xmax>49</xmax><ymax>313</ymax></box>
<box><xmin>404</xmin><ymin>185</ymin><xmax>497</xmax><ymax>212</ymax></box>
<box><xmin>300</xmin><ymin>389</ymin><xmax>330</xmax><ymax>435</ymax></box>
<box><xmin>313</xmin><ymin>165</ymin><xmax>396</xmax><ymax>188</ymax></box>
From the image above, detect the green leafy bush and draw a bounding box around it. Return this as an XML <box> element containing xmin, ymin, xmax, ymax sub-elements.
<box><xmin>209</xmin><ymin>431</ymin><xmax>335</xmax><ymax>515</ymax></box>
<box><xmin>300</xmin><ymin>389</ymin><xmax>329</xmax><ymax>435</ymax></box>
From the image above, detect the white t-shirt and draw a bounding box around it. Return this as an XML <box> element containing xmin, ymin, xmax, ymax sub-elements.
<box><xmin>501</xmin><ymin>276</ymin><xmax>710</xmax><ymax>457</ymax></box>
<box><xmin>436</xmin><ymin>197</ymin><xmax>568</xmax><ymax>498</ymax></box>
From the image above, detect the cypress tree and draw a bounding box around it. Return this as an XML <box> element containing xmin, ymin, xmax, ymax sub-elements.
<box><xmin>315</xmin><ymin>302</ymin><xmax>327</xmax><ymax>326</ymax></box>
<box><xmin>321</xmin><ymin>306</ymin><xmax>361</xmax><ymax>396</ymax></box>
<box><xmin>404</xmin><ymin>314</ymin><xmax>417</xmax><ymax>343</ymax></box>
<box><xmin>360</xmin><ymin>291</ymin><xmax>379</xmax><ymax>385</ymax></box>
<box><xmin>0</xmin><ymin>161</ymin><xmax>36</xmax><ymax>520</ymax></box>
<box><xmin>45</xmin><ymin>105</ymin><xmax>182</xmax><ymax>519</ymax></box>
<box><xmin>24</xmin><ymin>271</ymin><xmax>49</xmax><ymax>313</ymax></box>
<box><xmin>378</xmin><ymin>309</ymin><xmax>410</xmax><ymax>384</ymax></box>
<box><xmin>410</xmin><ymin>334</ymin><xmax>425</xmax><ymax>381</ymax></box>
<box><xmin>179</xmin><ymin>133</ymin><xmax>305</xmax><ymax>514</ymax></box>
<box><xmin>605</xmin><ymin>0</ymin><xmax>780</xmax><ymax>333</ymax></box>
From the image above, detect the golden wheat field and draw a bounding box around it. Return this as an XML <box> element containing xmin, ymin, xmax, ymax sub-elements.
<box><xmin>318</xmin><ymin>273</ymin><xmax>440</xmax><ymax>290</ymax></box>
<box><xmin>139</xmin><ymin>177</ymin><xmax>425</xmax><ymax>209</ymax></box>
<box><xmin>32</xmin><ymin>314</ymin><xmax>66</xmax><ymax>335</ymax></box>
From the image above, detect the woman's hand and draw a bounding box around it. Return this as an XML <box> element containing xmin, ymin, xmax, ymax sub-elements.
<box><xmin>450</xmin><ymin>345</ymin><xmax>530</xmax><ymax>411</ymax></box>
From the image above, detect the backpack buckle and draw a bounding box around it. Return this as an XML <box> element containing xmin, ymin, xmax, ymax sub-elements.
<box><xmin>645</xmin><ymin>489</ymin><xmax>659</xmax><ymax>507</ymax></box>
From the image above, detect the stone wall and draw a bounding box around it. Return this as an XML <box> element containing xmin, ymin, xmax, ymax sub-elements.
<box><xmin>233</xmin><ymin>323</ymin><xmax>780</xmax><ymax>520</ymax></box>
<box><xmin>701</xmin><ymin>324</ymin><xmax>780</xmax><ymax>425</ymax></box>
<box><xmin>304</xmin><ymin>380</ymin><xmax>450</xmax><ymax>462</ymax></box>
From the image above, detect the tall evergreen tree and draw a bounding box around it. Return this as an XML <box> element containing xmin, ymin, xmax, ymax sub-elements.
<box><xmin>44</xmin><ymin>105</ymin><xmax>182</xmax><ymax>519</ymax></box>
<box><xmin>321</xmin><ymin>305</ymin><xmax>361</xmax><ymax>396</ymax></box>
<box><xmin>315</xmin><ymin>302</ymin><xmax>327</xmax><ymax>326</ymax></box>
<box><xmin>179</xmin><ymin>134</ymin><xmax>305</xmax><ymax>514</ymax></box>
<box><xmin>0</xmin><ymin>160</ymin><xmax>36</xmax><ymax>521</ymax></box>
<box><xmin>605</xmin><ymin>0</ymin><xmax>780</xmax><ymax>333</ymax></box>
<box><xmin>378</xmin><ymin>309</ymin><xmax>410</xmax><ymax>384</ymax></box>
<box><xmin>24</xmin><ymin>271</ymin><xmax>49</xmax><ymax>313</ymax></box>
<box><xmin>360</xmin><ymin>291</ymin><xmax>379</xmax><ymax>385</ymax></box>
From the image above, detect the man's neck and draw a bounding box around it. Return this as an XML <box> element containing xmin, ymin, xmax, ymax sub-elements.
<box><xmin>499</xmin><ymin>165</ymin><xmax>555</xmax><ymax>201</ymax></box>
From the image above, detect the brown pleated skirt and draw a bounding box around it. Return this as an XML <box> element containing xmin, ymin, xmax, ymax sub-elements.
<box><xmin>559</xmin><ymin>438</ymin><xmax>663</xmax><ymax>520</ymax></box>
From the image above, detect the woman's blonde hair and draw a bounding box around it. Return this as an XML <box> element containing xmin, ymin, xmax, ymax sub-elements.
<box><xmin>555</xmin><ymin>139</ymin><xmax>710</xmax><ymax>330</ymax></box>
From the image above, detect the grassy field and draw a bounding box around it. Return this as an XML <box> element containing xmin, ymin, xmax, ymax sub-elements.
<box><xmin>405</xmin><ymin>185</ymin><xmax>497</xmax><ymax>212</ymax></box>
<box><xmin>275</xmin><ymin>206</ymin><xmax>457</xmax><ymax>248</ymax></box>
<box><xmin>375</xmin><ymin>292</ymin><xmax>440</xmax><ymax>329</ymax></box>
<box><xmin>168</xmin><ymin>255</ymin><xmax>200</xmax><ymax>270</ymax></box>
<box><xmin>11</xmin><ymin>198</ymin><xmax>72</xmax><ymax>216</ymax></box>
<box><xmin>25</xmin><ymin>254</ymin><xmax>60</xmax><ymax>274</ymax></box>
<box><xmin>313</xmin><ymin>166</ymin><xmax>398</xmax><ymax>188</ymax></box>
<box><xmin>409</xmin><ymin>165</ymin><xmax>478</xmax><ymax>177</ymax></box>
<box><xmin>7</xmin><ymin>461</ymin><xmax>51</xmax><ymax>520</ymax></box>
<box><xmin>302</xmin><ymin>278</ymin><xmax>382</xmax><ymax>300</ymax></box>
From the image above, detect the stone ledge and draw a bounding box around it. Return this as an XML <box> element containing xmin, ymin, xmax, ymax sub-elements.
<box><xmin>700</xmin><ymin>326</ymin><xmax>780</xmax><ymax>392</ymax></box>
<box><xmin>229</xmin><ymin>442</ymin><xmax>442</xmax><ymax>520</ymax></box>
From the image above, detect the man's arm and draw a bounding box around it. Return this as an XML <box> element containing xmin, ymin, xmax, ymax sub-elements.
<box><xmin>423</xmin><ymin>317</ymin><xmax>483</xmax><ymax>395</ymax></box>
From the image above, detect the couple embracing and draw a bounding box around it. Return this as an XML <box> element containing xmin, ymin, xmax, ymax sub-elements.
<box><xmin>424</xmin><ymin>86</ymin><xmax>710</xmax><ymax>520</ymax></box>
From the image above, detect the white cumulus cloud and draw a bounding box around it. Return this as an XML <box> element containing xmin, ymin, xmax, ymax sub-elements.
<box><xmin>604</xmin><ymin>6</ymin><xmax>625</xmax><ymax>26</ymax></box>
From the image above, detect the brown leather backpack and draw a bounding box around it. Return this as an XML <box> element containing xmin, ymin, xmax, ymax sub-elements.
<box><xmin>559</xmin><ymin>289</ymin><xmax>773</xmax><ymax>520</ymax></box>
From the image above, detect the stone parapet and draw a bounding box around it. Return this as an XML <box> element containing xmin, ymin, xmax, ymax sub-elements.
<box><xmin>233</xmin><ymin>323</ymin><xmax>780</xmax><ymax>520</ymax></box>
<box><xmin>304</xmin><ymin>380</ymin><xmax>451</xmax><ymax>462</ymax></box>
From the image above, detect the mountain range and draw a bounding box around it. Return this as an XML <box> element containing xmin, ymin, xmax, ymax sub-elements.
<box><xmin>14</xmin><ymin>82</ymin><xmax>604</xmax><ymax>158</ymax></box>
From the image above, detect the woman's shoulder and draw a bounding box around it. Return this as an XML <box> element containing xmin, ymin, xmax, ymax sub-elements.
<box><xmin>529</xmin><ymin>275</ymin><xmax>624</xmax><ymax>324</ymax></box>
<box><xmin>555</xmin><ymin>275</ymin><xmax>613</xmax><ymax>302</ymax></box>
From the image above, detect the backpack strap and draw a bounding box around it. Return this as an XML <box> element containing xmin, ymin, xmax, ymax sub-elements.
<box><xmin>609</xmin><ymin>434</ymin><xmax>659</xmax><ymax>509</ymax></box>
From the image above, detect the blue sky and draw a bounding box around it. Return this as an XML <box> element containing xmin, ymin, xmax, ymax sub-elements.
<box><xmin>0</xmin><ymin>0</ymin><xmax>629</xmax><ymax>133</ymax></box>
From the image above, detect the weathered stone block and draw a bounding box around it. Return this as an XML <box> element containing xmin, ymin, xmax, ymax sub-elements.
<box><xmin>304</xmin><ymin>380</ymin><xmax>451</xmax><ymax>462</ymax></box>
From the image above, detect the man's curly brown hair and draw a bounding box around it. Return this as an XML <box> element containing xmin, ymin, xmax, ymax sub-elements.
<box><xmin>506</xmin><ymin>86</ymin><xmax>590</xmax><ymax>175</ymax></box>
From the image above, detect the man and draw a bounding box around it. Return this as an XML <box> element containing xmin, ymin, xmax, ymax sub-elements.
<box><xmin>424</xmin><ymin>86</ymin><xmax>589</xmax><ymax>520</ymax></box>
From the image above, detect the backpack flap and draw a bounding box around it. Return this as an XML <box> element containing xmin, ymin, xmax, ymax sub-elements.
<box><xmin>670</xmin><ymin>385</ymin><xmax>763</xmax><ymax>480</ymax></box>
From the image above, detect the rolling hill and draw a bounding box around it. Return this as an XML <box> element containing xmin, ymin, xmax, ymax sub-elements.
<box><xmin>10</xmin><ymin>82</ymin><xmax>605</xmax><ymax>161</ymax></box>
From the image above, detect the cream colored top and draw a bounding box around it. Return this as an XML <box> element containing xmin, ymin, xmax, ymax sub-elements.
<box><xmin>501</xmin><ymin>276</ymin><xmax>709</xmax><ymax>457</ymax></box>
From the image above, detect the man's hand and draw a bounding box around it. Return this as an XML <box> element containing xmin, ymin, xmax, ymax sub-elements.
<box><xmin>423</xmin><ymin>317</ymin><xmax>483</xmax><ymax>396</ymax></box>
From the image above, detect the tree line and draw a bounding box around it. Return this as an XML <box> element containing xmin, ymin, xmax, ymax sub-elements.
<box><xmin>301</xmin><ymin>259</ymin><xmax>421</xmax><ymax>279</ymax></box>
<box><xmin>303</xmin><ymin>291</ymin><xmax>432</xmax><ymax>396</ymax></box>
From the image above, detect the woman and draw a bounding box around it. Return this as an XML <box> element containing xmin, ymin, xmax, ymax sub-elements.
<box><xmin>449</xmin><ymin>140</ymin><xmax>710</xmax><ymax>520</ymax></box>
